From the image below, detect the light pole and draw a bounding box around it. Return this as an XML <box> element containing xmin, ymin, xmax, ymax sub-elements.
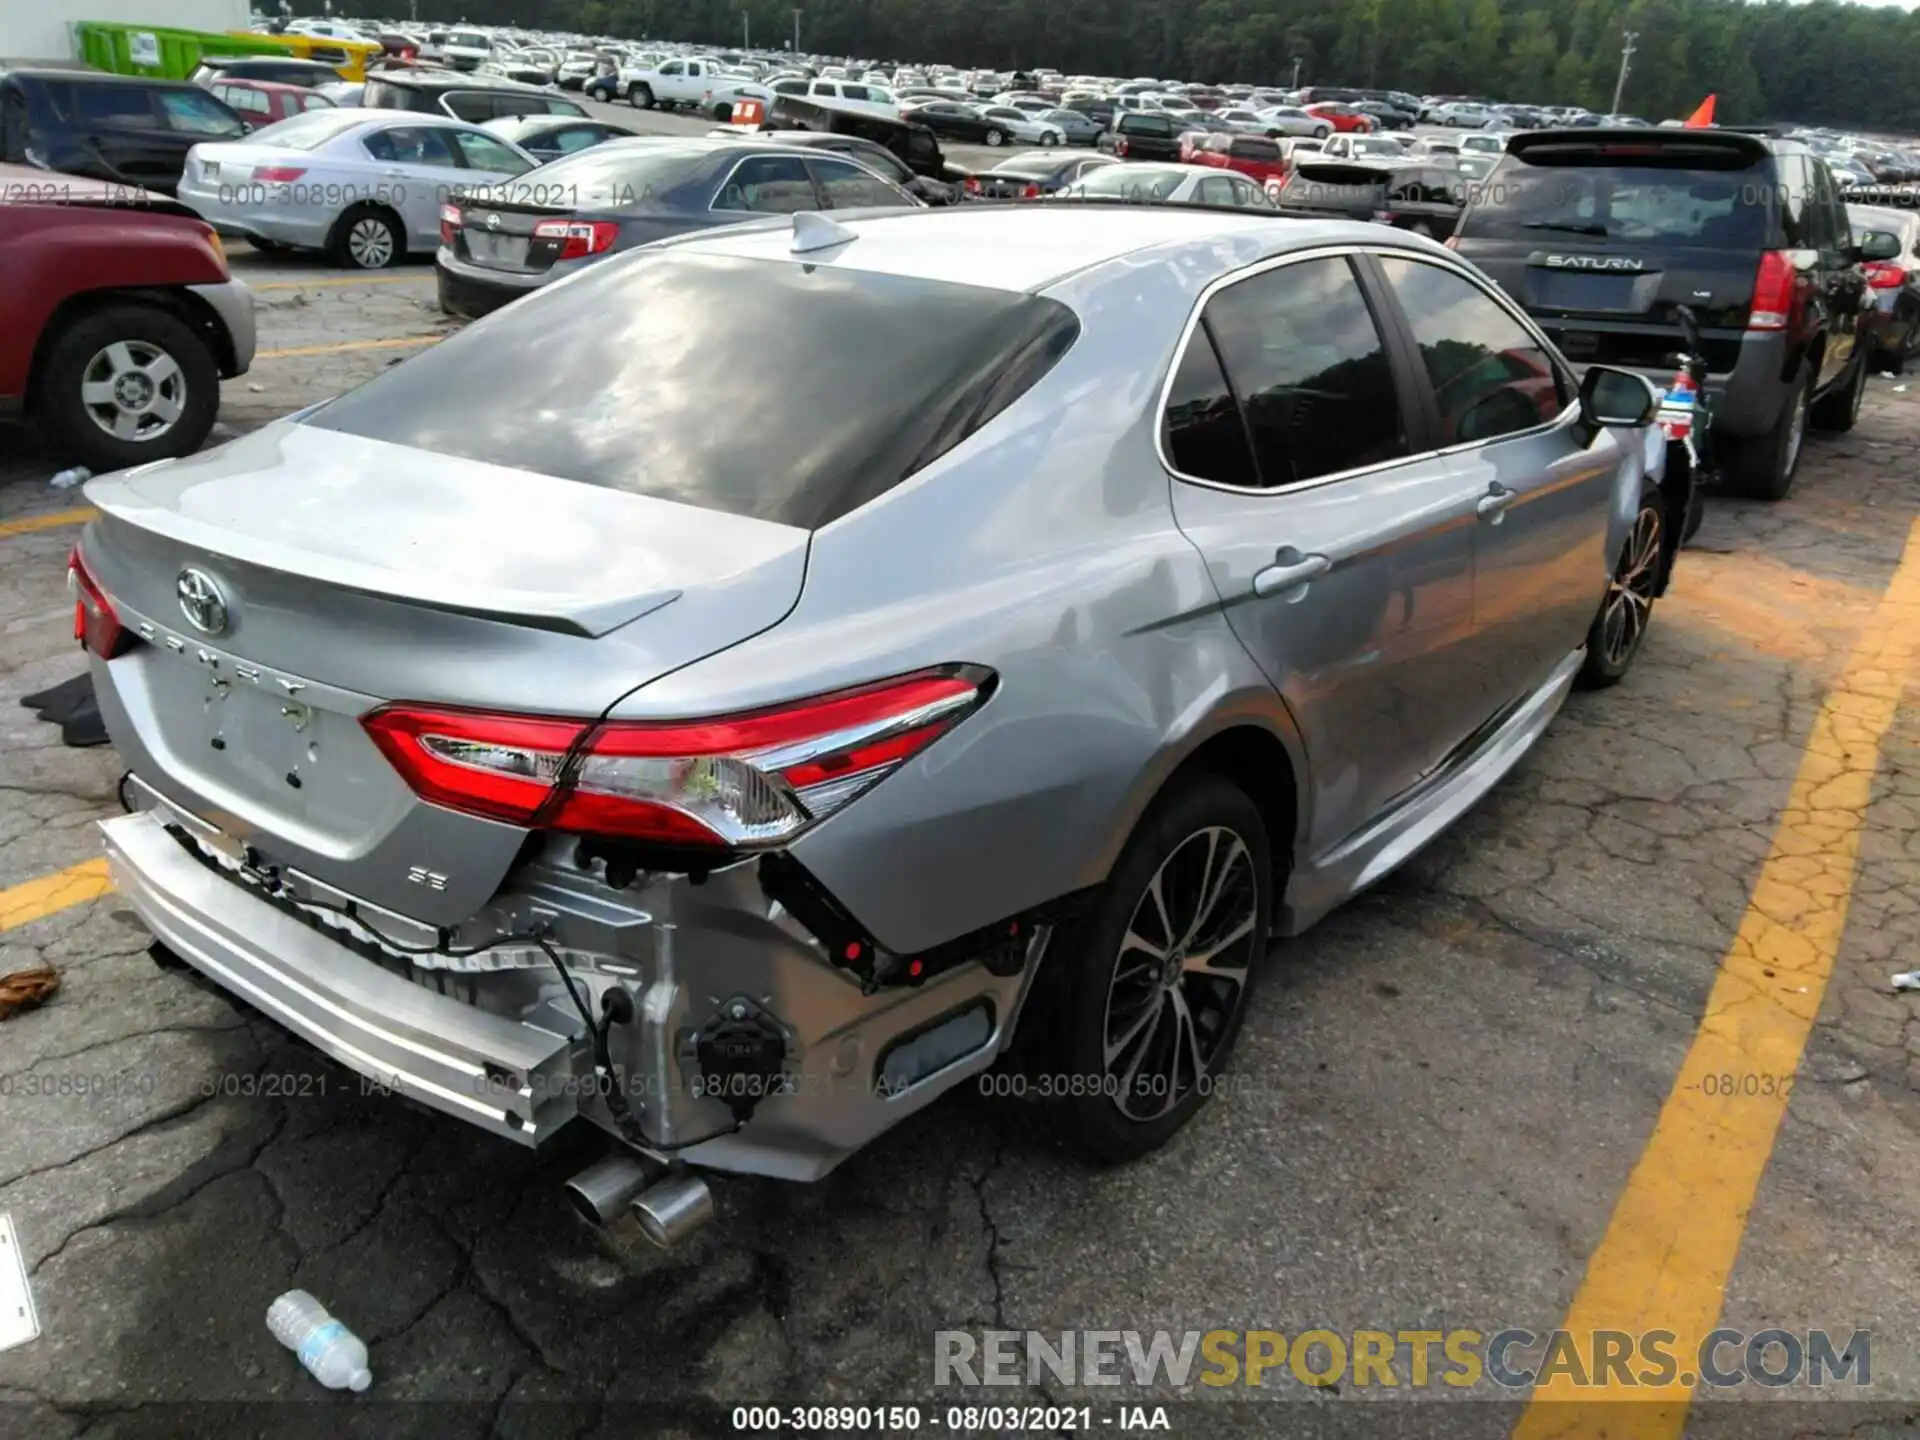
<box><xmin>1290</xmin><ymin>57</ymin><xmax>1302</xmax><ymax>87</ymax></box>
<box><xmin>1610</xmin><ymin>30</ymin><xmax>1637</xmax><ymax>116</ymax></box>
<box><xmin>743</xmin><ymin>10</ymin><xmax>750</xmax><ymax>48</ymax></box>
<box><xmin>792</xmin><ymin>8</ymin><xmax>801</xmax><ymax>53</ymax></box>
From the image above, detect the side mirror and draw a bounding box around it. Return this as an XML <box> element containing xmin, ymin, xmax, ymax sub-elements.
<box><xmin>1858</xmin><ymin>229</ymin><xmax>1902</xmax><ymax>263</ymax></box>
<box><xmin>1579</xmin><ymin>366</ymin><xmax>1661</xmax><ymax>428</ymax></box>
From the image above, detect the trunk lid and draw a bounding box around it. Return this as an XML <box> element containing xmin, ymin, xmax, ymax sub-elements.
<box><xmin>1451</xmin><ymin>129</ymin><xmax>1777</xmax><ymax>371</ymax></box>
<box><xmin>449</xmin><ymin>198</ymin><xmax>570</xmax><ymax>273</ymax></box>
<box><xmin>80</xmin><ymin>423</ymin><xmax>809</xmax><ymax>925</ymax></box>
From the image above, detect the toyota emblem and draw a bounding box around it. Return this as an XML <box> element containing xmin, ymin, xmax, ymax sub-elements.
<box><xmin>486</xmin><ymin>213</ymin><xmax>500</xmax><ymax>230</ymax></box>
<box><xmin>176</xmin><ymin>567</ymin><xmax>230</xmax><ymax>636</ymax></box>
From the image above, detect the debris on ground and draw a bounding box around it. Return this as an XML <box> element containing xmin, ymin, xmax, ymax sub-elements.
<box><xmin>0</xmin><ymin>967</ymin><xmax>60</xmax><ymax>1021</ymax></box>
<box><xmin>48</xmin><ymin>467</ymin><xmax>91</xmax><ymax>489</ymax></box>
<box><xmin>268</xmin><ymin>1290</ymin><xmax>372</xmax><ymax>1392</ymax></box>
<box><xmin>19</xmin><ymin>673</ymin><xmax>107</xmax><ymax>747</ymax></box>
<box><xmin>1893</xmin><ymin>970</ymin><xmax>1920</xmax><ymax>992</ymax></box>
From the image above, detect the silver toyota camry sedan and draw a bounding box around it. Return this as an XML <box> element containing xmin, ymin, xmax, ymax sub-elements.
<box><xmin>76</xmin><ymin>205</ymin><xmax>1675</xmax><ymax>1241</ymax></box>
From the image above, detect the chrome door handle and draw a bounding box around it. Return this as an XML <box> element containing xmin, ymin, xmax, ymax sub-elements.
<box><xmin>1476</xmin><ymin>485</ymin><xmax>1516</xmax><ymax>522</ymax></box>
<box><xmin>1252</xmin><ymin>548</ymin><xmax>1331</xmax><ymax>598</ymax></box>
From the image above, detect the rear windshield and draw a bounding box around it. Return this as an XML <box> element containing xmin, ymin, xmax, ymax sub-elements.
<box><xmin>990</xmin><ymin>153</ymin><xmax>1074</xmax><ymax>178</ymax></box>
<box><xmin>464</xmin><ymin>142</ymin><xmax>707</xmax><ymax>209</ymax></box>
<box><xmin>1458</xmin><ymin>146</ymin><xmax>1770</xmax><ymax>245</ymax></box>
<box><xmin>362</xmin><ymin>78</ymin><xmax>431</xmax><ymax>111</ymax></box>
<box><xmin>302</xmin><ymin>253</ymin><xmax>1081</xmax><ymax>530</ymax></box>
<box><xmin>1076</xmin><ymin>165</ymin><xmax>1186</xmax><ymax>199</ymax></box>
<box><xmin>245</xmin><ymin>109</ymin><xmax>370</xmax><ymax>148</ymax></box>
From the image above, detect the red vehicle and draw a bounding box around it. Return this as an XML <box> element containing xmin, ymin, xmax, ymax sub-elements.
<box><xmin>0</xmin><ymin>165</ymin><xmax>255</xmax><ymax>471</ymax></box>
<box><xmin>1190</xmin><ymin>132</ymin><xmax>1289</xmax><ymax>187</ymax></box>
<box><xmin>202</xmin><ymin>78</ymin><xmax>335</xmax><ymax>132</ymax></box>
<box><xmin>1304</xmin><ymin>101</ymin><xmax>1374</xmax><ymax>134</ymax></box>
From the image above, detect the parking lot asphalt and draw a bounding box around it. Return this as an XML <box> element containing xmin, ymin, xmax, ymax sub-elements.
<box><xmin>2</xmin><ymin>252</ymin><xmax>1920</xmax><ymax>1440</ymax></box>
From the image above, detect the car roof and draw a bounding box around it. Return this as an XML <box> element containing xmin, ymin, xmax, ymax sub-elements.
<box><xmin>665</xmin><ymin>204</ymin><xmax>1319</xmax><ymax>293</ymax></box>
<box><xmin>5</xmin><ymin>69</ymin><xmax>201</xmax><ymax>88</ymax></box>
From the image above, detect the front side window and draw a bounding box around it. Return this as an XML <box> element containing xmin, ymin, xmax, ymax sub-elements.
<box><xmin>452</xmin><ymin>129</ymin><xmax>530</xmax><ymax>175</ymax></box>
<box><xmin>717</xmin><ymin>154</ymin><xmax>815</xmax><ymax>213</ymax></box>
<box><xmin>1378</xmin><ymin>256</ymin><xmax>1565</xmax><ymax>444</ymax></box>
<box><xmin>74</xmin><ymin>85</ymin><xmax>160</xmax><ymax>129</ymax></box>
<box><xmin>1202</xmin><ymin>257</ymin><xmax>1409</xmax><ymax>487</ymax></box>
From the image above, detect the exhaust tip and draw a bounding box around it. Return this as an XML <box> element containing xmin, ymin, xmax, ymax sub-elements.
<box><xmin>631</xmin><ymin>1173</ymin><xmax>714</xmax><ymax>1249</ymax></box>
<box><xmin>564</xmin><ymin>1153</ymin><xmax>661</xmax><ymax>1227</ymax></box>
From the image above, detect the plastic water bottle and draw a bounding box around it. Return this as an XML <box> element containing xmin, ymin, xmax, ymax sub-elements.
<box><xmin>267</xmin><ymin>1290</ymin><xmax>372</xmax><ymax>1392</ymax></box>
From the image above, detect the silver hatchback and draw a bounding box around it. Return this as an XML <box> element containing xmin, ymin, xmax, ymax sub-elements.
<box><xmin>77</xmin><ymin>206</ymin><xmax>1674</xmax><ymax>1234</ymax></box>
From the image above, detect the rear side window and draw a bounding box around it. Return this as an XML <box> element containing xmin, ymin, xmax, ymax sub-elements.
<box><xmin>1200</xmin><ymin>257</ymin><xmax>1409</xmax><ymax>487</ymax></box>
<box><xmin>1379</xmin><ymin>257</ymin><xmax>1566</xmax><ymax>444</ymax></box>
<box><xmin>304</xmin><ymin>254</ymin><xmax>1081</xmax><ymax>529</ymax></box>
<box><xmin>1459</xmin><ymin>143</ymin><xmax>1771</xmax><ymax>246</ymax></box>
<box><xmin>158</xmin><ymin>89</ymin><xmax>245</xmax><ymax>137</ymax></box>
<box><xmin>73</xmin><ymin>85</ymin><xmax>159</xmax><ymax>129</ymax></box>
<box><xmin>362</xmin><ymin>79</ymin><xmax>429</xmax><ymax>112</ymax></box>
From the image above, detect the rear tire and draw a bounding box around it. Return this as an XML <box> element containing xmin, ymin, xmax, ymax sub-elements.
<box><xmin>1719</xmin><ymin>370</ymin><xmax>1811</xmax><ymax>501</ymax></box>
<box><xmin>1577</xmin><ymin>489</ymin><xmax>1664</xmax><ymax>689</ymax></box>
<box><xmin>35</xmin><ymin>304</ymin><xmax>220</xmax><ymax>471</ymax></box>
<box><xmin>1035</xmin><ymin>773</ymin><xmax>1272</xmax><ymax>1166</ymax></box>
<box><xmin>1809</xmin><ymin>351</ymin><xmax>1866</xmax><ymax>433</ymax></box>
<box><xmin>327</xmin><ymin>205</ymin><xmax>403</xmax><ymax>270</ymax></box>
<box><xmin>985</xmin><ymin>127</ymin><xmax>1005</xmax><ymax>146</ymax></box>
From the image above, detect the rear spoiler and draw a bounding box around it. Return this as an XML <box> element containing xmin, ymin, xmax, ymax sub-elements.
<box><xmin>1507</xmin><ymin>127</ymin><xmax>1771</xmax><ymax>166</ymax></box>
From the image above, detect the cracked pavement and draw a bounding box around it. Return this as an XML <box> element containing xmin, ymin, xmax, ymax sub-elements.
<box><xmin>0</xmin><ymin>253</ymin><xmax>1918</xmax><ymax>1440</ymax></box>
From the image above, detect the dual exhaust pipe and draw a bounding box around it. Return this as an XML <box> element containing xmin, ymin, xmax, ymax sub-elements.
<box><xmin>565</xmin><ymin>1152</ymin><xmax>715</xmax><ymax>1249</ymax></box>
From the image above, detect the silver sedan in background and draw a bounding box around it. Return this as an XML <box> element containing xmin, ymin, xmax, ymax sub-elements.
<box><xmin>175</xmin><ymin>110</ymin><xmax>538</xmax><ymax>268</ymax></box>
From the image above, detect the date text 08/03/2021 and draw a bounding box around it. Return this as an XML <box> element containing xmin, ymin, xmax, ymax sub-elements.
<box><xmin>728</xmin><ymin>1405</ymin><xmax>1173</xmax><ymax>1433</ymax></box>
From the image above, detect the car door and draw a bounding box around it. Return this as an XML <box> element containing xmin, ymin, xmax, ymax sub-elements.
<box><xmin>1371</xmin><ymin>252</ymin><xmax>1619</xmax><ymax>714</ymax></box>
<box><xmin>1807</xmin><ymin>157</ymin><xmax>1869</xmax><ymax>382</ymax></box>
<box><xmin>362</xmin><ymin>124</ymin><xmax>467</xmax><ymax>247</ymax></box>
<box><xmin>68</xmin><ymin>83</ymin><xmax>187</xmax><ymax>188</ymax></box>
<box><xmin>1163</xmin><ymin>252</ymin><xmax>1487</xmax><ymax>855</ymax></box>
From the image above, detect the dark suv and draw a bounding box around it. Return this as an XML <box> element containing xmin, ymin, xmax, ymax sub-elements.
<box><xmin>360</xmin><ymin>71</ymin><xmax>589</xmax><ymax>123</ymax></box>
<box><xmin>1451</xmin><ymin>128</ymin><xmax>1889</xmax><ymax>500</ymax></box>
<box><xmin>1098</xmin><ymin>112</ymin><xmax>1179</xmax><ymax>163</ymax></box>
<box><xmin>0</xmin><ymin>71</ymin><xmax>245</xmax><ymax>194</ymax></box>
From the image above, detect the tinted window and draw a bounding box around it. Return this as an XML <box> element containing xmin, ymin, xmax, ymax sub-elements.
<box><xmin>1196</xmin><ymin>175</ymin><xmax>1236</xmax><ymax>205</ymax></box>
<box><xmin>305</xmin><ymin>253</ymin><xmax>1080</xmax><ymax>529</ymax></box>
<box><xmin>362</xmin><ymin>79</ymin><xmax>432</xmax><ymax>112</ymax></box>
<box><xmin>1777</xmin><ymin>155</ymin><xmax>1810</xmax><ymax>247</ymax></box>
<box><xmin>1230</xmin><ymin>137</ymin><xmax>1280</xmax><ymax>160</ymax></box>
<box><xmin>1204</xmin><ymin>258</ymin><xmax>1408</xmax><ymax>486</ymax></box>
<box><xmin>1459</xmin><ymin>148</ymin><xmax>1770</xmax><ymax>246</ymax></box>
<box><xmin>362</xmin><ymin>125</ymin><xmax>458</xmax><ymax>167</ymax></box>
<box><xmin>442</xmin><ymin>92</ymin><xmax>494</xmax><ymax>123</ymax></box>
<box><xmin>73</xmin><ymin>85</ymin><xmax>159</xmax><ymax>129</ymax></box>
<box><xmin>717</xmin><ymin>154</ymin><xmax>815</xmax><ymax>213</ymax></box>
<box><xmin>841</xmin><ymin>84</ymin><xmax>871</xmax><ymax>101</ymax></box>
<box><xmin>1163</xmin><ymin>327</ymin><xmax>1256</xmax><ymax>485</ymax></box>
<box><xmin>452</xmin><ymin>129</ymin><xmax>530</xmax><ymax>174</ymax></box>
<box><xmin>1380</xmin><ymin>257</ymin><xmax>1565</xmax><ymax>444</ymax></box>
<box><xmin>811</xmin><ymin>158</ymin><xmax>908</xmax><ymax>207</ymax></box>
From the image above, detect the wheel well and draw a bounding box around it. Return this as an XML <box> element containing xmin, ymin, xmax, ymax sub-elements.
<box><xmin>331</xmin><ymin>200</ymin><xmax>405</xmax><ymax>249</ymax></box>
<box><xmin>1170</xmin><ymin>726</ymin><xmax>1299</xmax><ymax>894</ymax></box>
<box><xmin>25</xmin><ymin>287</ymin><xmax>236</xmax><ymax>403</ymax></box>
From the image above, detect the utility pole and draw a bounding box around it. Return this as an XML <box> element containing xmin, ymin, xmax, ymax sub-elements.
<box><xmin>1610</xmin><ymin>30</ymin><xmax>1637</xmax><ymax>115</ymax></box>
<box><xmin>743</xmin><ymin>10</ymin><xmax>750</xmax><ymax>48</ymax></box>
<box><xmin>1290</xmin><ymin>56</ymin><xmax>1302</xmax><ymax>87</ymax></box>
<box><xmin>792</xmin><ymin>8</ymin><xmax>801</xmax><ymax>54</ymax></box>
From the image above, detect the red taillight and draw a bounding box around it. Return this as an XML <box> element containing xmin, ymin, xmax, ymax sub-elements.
<box><xmin>1113</xmin><ymin>137</ymin><xmax>1128</xmax><ymax>157</ymax></box>
<box><xmin>531</xmin><ymin>218</ymin><xmax>619</xmax><ymax>261</ymax></box>
<box><xmin>1865</xmin><ymin>260</ymin><xmax>1906</xmax><ymax>290</ymax></box>
<box><xmin>1748</xmin><ymin>250</ymin><xmax>1796</xmax><ymax>331</ymax></box>
<box><xmin>361</xmin><ymin>670</ymin><xmax>988</xmax><ymax>850</ymax></box>
<box><xmin>68</xmin><ymin>548</ymin><xmax>129</xmax><ymax>659</ymax></box>
<box><xmin>1022</xmin><ymin>183</ymin><xmax>1041</xmax><ymax>199</ymax></box>
<box><xmin>251</xmin><ymin>164</ymin><xmax>307</xmax><ymax>183</ymax></box>
<box><xmin>439</xmin><ymin>203</ymin><xmax>462</xmax><ymax>245</ymax></box>
<box><xmin>964</xmin><ymin>176</ymin><xmax>981</xmax><ymax>194</ymax></box>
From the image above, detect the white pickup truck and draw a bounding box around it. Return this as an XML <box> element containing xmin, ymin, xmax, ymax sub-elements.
<box><xmin>622</xmin><ymin>57</ymin><xmax>767</xmax><ymax>120</ymax></box>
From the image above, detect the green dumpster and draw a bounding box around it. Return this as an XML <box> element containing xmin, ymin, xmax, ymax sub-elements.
<box><xmin>73</xmin><ymin>22</ymin><xmax>324</xmax><ymax>80</ymax></box>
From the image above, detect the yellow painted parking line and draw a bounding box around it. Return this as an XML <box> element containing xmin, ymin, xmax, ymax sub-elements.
<box><xmin>1511</xmin><ymin>517</ymin><xmax>1920</xmax><ymax>1440</ymax></box>
<box><xmin>253</xmin><ymin>275</ymin><xmax>427</xmax><ymax>290</ymax></box>
<box><xmin>257</xmin><ymin>335</ymin><xmax>443</xmax><ymax>360</ymax></box>
<box><xmin>0</xmin><ymin>508</ymin><xmax>96</xmax><ymax>540</ymax></box>
<box><xmin>0</xmin><ymin>859</ymin><xmax>112</xmax><ymax>933</ymax></box>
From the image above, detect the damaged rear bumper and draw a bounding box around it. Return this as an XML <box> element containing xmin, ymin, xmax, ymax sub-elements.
<box><xmin>101</xmin><ymin>791</ymin><xmax>1047</xmax><ymax>1181</ymax></box>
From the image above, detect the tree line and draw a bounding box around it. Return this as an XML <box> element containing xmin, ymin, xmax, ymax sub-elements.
<box><xmin>348</xmin><ymin>0</ymin><xmax>1919</xmax><ymax>135</ymax></box>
